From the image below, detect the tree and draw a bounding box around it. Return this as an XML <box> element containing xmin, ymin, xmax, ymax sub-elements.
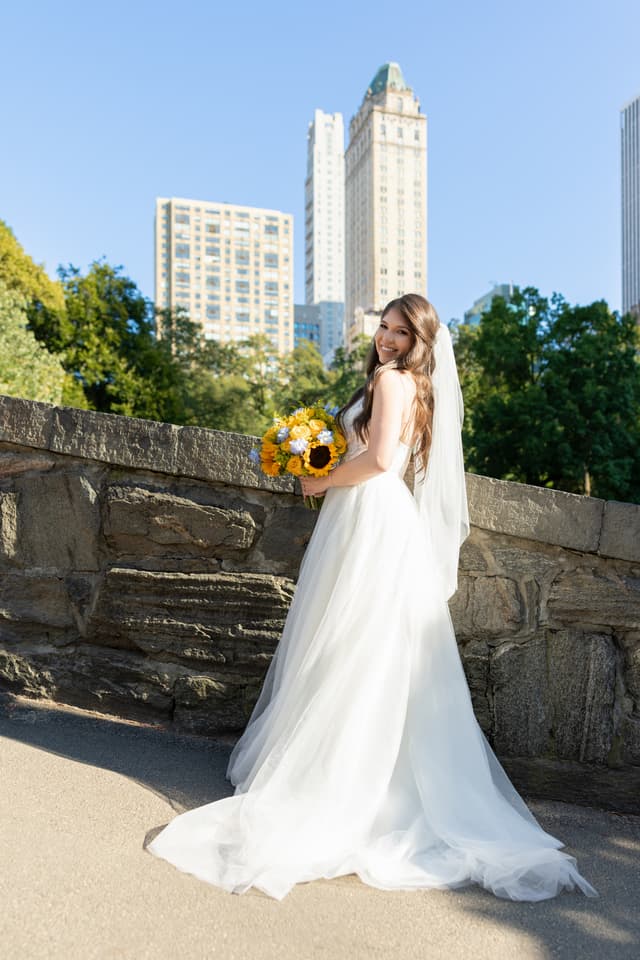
<box><xmin>275</xmin><ymin>339</ymin><xmax>332</xmax><ymax>411</ymax></box>
<box><xmin>0</xmin><ymin>220</ymin><xmax>69</xmax><ymax>351</ymax></box>
<box><xmin>0</xmin><ymin>281</ymin><xmax>66</xmax><ymax>403</ymax></box>
<box><xmin>328</xmin><ymin>334</ymin><xmax>371</xmax><ymax>406</ymax></box>
<box><xmin>456</xmin><ymin>287</ymin><xmax>640</xmax><ymax>502</ymax></box>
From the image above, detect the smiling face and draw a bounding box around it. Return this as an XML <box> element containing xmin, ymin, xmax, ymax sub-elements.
<box><xmin>374</xmin><ymin>307</ymin><xmax>414</xmax><ymax>363</ymax></box>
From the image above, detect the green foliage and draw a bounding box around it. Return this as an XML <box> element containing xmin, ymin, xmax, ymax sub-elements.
<box><xmin>0</xmin><ymin>220</ymin><xmax>69</xmax><ymax>350</ymax></box>
<box><xmin>456</xmin><ymin>287</ymin><xmax>640</xmax><ymax>502</ymax></box>
<box><xmin>0</xmin><ymin>281</ymin><xmax>66</xmax><ymax>403</ymax></box>
<box><xmin>0</xmin><ymin>220</ymin><xmax>376</xmax><ymax>441</ymax></box>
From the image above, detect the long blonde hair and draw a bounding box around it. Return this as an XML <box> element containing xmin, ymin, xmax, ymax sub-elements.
<box><xmin>336</xmin><ymin>294</ymin><xmax>441</xmax><ymax>473</ymax></box>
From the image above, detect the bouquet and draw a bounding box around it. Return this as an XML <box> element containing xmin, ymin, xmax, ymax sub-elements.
<box><xmin>249</xmin><ymin>403</ymin><xmax>347</xmax><ymax>508</ymax></box>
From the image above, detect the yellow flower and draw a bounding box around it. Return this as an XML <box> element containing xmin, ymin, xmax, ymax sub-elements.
<box><xmin>261</xmin><ymin>459</ymin><xmax>281</xmax><ymax>477</ymax></box>
<box><xmin>308</xmin><ymin>418</ymin><xmax>326</xmax><ymax>434</ymax></box>
<box><xmin>303</xmin><ymin>443</ymin><xmax>338</xmax><ymax>477</ymax></box>
<box><xmin>263</xmin><ymin>425</ymin><xmax>279</xmax><ymax>443</ymax></box>
<box><xmin>333</xmin><ymin>432</ymin><xmax>347</xmax><ymax>454</ymax></box>
<box><xmin>261</xmin><ymin>441</ymin><xmax>279</xmax><ymax>459</ymax></box>
<box><xmin>289</xmin><ymin>423</ymin><xmax>312</xmax><ymax>440</ymax></box>
<box><xmin>286</xmin><ymin>455</ymin><xmax>304</xmax><ymax>476</ymax></box>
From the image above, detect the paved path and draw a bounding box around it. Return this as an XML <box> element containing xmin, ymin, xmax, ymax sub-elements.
<box><xmin>1</xmin><ymin>692</ymin><xmax>638</xmax><ymax>960</ymax></box>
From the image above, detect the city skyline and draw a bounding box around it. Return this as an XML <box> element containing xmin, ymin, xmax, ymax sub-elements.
<box><xmin>1</xmin><ymin>2</ymin><xmax>637</xmax><ymax>329</ymax></box>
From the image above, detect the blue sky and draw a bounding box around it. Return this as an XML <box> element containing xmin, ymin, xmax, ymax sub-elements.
<box><xmin>1</xmin><ymin>0</ymin><xmax>638</xmax><ymax>325</ymax></box>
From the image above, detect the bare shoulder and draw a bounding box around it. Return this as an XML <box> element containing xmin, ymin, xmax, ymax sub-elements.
<box><xmin>376</xmin><ymin>367</ymin><xmax>416</xmax><ymax>398</ymax></box>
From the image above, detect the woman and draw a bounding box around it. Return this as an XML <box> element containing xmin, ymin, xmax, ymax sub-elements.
<box><xmin>148</xmin><ymin>294</ymin><xmax>598</xmax><ymax>902</ymax></box>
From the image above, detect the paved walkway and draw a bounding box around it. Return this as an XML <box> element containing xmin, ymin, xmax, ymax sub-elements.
<box><xmin>1</xmin><ymin>692</ymin><xmax>638</xmax><ymax>960</ymax></box>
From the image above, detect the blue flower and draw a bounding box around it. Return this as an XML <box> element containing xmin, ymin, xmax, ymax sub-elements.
<box><xmin>276</xmin><ymin>425</ymin><xmax>290</xmax><ymax>442</ymax></box>
<box><xmin>324</xmin><ymin>404</ymin><xmax>340</xmax><ymax>417</ymax></box>
<box><xmin>248</xmin><ymin>447</ymin><xmax>261</xmax><ymax>464</ymax></box>
<box><xmin>293</xmin><ymin>407</ymin><xmax>304</xmax><ymax>415</ymax></box>
<box><xmin>289</xmin><ymin>438</ymin><xmax>308</xmax><ymax>455</ymax></box>
<box><xmin>317</xmin><ymin>429</ymin><xmax>333</xmax><ymax>444</ymax></box>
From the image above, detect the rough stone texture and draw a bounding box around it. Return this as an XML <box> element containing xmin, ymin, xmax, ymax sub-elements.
<box><xmin>86</xmin><ymin>567</ymin><xmax>293</xmax><ymax>669</ymax></box>
<box><xmin>548</xmin><ymin>569</ymin><xmax>640</xmax><ymax>630</ymax></box>
<box><xmin>490</xmin><ymin>637</ymin><xmax>549</xmax><ymax>757</ymax></box>
<box><xmin>104</xmin><ymin>483</ymin><xmax>260</xmax><ymax>561</ymax></box>
<box><xmin>15</xmin><ymin>470</ymin><xmax>101</xmax><ymax>571</ymax></box>
<box><xmin>599</xmin><ymin>500</ymin><xmax>640</xmax><ymax>563</ymax></box>
<box><xmin>1</xmin><ymin>393</ymin><xmax>640</xmax><ymax>813</ymax></box>
<box><xmin>465</xmin><ymin>472</ymin><xmax>605</xmax><ymax>553</ymax></box>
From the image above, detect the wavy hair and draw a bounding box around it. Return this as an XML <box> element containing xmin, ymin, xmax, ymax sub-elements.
<box><xmin>336</xmin><ymin>294</ymin><xmax>441</xmax><ymax>473</ymax></box>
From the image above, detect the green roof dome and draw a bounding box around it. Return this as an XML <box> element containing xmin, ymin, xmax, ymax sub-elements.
<box><xmin>367</xmin><ymin>62</ymin><xmax>409</xmax><ymax>97</ymax></box>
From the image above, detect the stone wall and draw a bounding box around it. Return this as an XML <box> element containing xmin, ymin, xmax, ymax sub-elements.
<box><xmin>1</xmin><ymin>394</ymin><xmax>639</xmax><ymax>812</ymax></box>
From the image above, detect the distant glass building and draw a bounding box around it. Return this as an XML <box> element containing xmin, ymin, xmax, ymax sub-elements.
<box><xmin>155</xmin><ymin>197</ymin><xmax>294</xmax><ymax>351</ymax></box>
<box><xmin>621</xmin><ymin>94</ymin><xmax>640</xmax><ymax>317</ymax></box>
<box><xmin>305</xmin><ymin>109</ymin><xmax>345</xmax><ymax>363</ymax></box>
<box><xmin>294</xmin><ymin>304</ymin><xmax>321</xmax><ymax>347</ymax></box>
<box><xmin>463</xmin><ymin>283</ymin><xmax>514</xmax><ymax>327</ymax></box>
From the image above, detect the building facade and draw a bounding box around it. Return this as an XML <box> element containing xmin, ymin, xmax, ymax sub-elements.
<box><xmin>345</xmin><ymin>63</ymin><xmax>427</xmax><ymax>331</ymax></box>
<box><xmin>305</xmin><ymin>109</ymin><xmax>345</xmax><ymax>362</ymax></box>
<box><xmin>155</xmin><ymin>197</ymin><xmax>294</xmax><ymax>351</ymax></box>
<box><xmin>293</xmin><ymin>303</ymin><xmax>321</xmax><ymax>348</ymax></box>
<box><xmin>462</xmin><ymin>283</ymin><xmax>514</xmax><ymax>327</ymax></box>
<box><xmin>621</xmin><ymin>94</ymin><xmax>640</xmax><ymax>317</ymax></box>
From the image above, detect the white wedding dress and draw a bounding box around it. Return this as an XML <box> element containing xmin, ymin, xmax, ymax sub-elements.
<box><xmin>148</xmin><ymin>332</ymin><xmax>598</xmax><ymax>902</ymax></box>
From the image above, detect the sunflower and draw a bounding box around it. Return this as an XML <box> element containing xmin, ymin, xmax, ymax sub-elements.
<box><xmin>303</xmin><ymin>443</ymin><xmax>338</xmax><ymax>476</ymax></box>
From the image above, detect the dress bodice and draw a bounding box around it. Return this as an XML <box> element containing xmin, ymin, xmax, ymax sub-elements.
<box><xmin>340</xmin><ymin>396</ymin><xmax>413</xmax><ymax>476</ymax></box>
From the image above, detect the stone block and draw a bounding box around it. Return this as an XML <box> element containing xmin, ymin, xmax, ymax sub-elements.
<box><xmin>0</xmin><ymin>491</ymin><xmax>17</xmax><ymax>562</ymax></box>
<box><xmin>47</xmin><ymin>405</ymin><xmax>181</xmax><ymax>475</ymax></box>
<box><xmin>15</xmin><ymin>470</ymin><xmax>100</xmax><ymax>571</ymax></box>
<box><xmin>0</xmin><ymin>395</ymin><xmax>52</xmax><ymax>448</ymax></box>
<box><xmin>104</xmin><ymin>483</ymin><xmax>259</xmax><ymax>560</ymax></box>
<box><xmin>450</xmin><ymin>575</ymin><xmax>523</xmax><ymax>640</ymax></box>
<box><xmin>548</xmin><ymin>569</ymin><xmax>640</xmax><ymax>630</ymax></box>
<box><xmin>459</xmin><ymin>639</ymin><xmax>491</xmax><ymax>733</ymax></box>
<box><xmin>547</xmin><ymin>630</ymin><xmax>616</xmax><ymax>763</ymax></box>
<box><xmin>490</xmin><ymin>637</ymin><xmax>549</xmax><ymax>757</ymax></box>
<box><xmin>0</xmin><ymin>450</ymin><xmax>56</xmax><ymax>478</ymax></box>
<box><xmin>257</xmin><ymin>502</ymin><xmax>317</xmax><ymax>576</ymax></box>
<box><xmin>621</xmin><ymin>715</ymin><xmax>640</xmax><ymax>765</ymax></box>
<box><xmin>0</xmin><ymin>641</ymin><xmax>177</xmax><ymax>721</ymax></box>
<box><xmin>466</xmin><ymin>473</ymin><xmax>604</xmax><ymax>553</ymax></box>
<box><xmin>0</xmin><ymin>573</ymin><xmax>74</xmax><ymax>629</ymax></box>
<box><xmin>176</xmin><ymin>426</ymin><xmax>294</xmax><ymax>494</ymax></box>
<box><xmin>599</xmin><ymin>500</ymin><xmax>640</xmax><ymax>563</ymax></box>
<box><xmin>482</xmin><ymin>538</ymin><xmax>562</xmax><ymax>582</ymax></box>
<box><xmin>173</xmin><ymin>674</ymin><xmax>250</xmax><ymax>734</ymax></box>
<box><xmin>86</xmin><ymin>567</ymin><xmax>293</xmax><ymax>665</ymax></box>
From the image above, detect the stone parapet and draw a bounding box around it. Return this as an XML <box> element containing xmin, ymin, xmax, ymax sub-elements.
<box><xmin>1</xmin><ymin>394</ymin><xmax>639</xmax><ymax>812</ymax></box>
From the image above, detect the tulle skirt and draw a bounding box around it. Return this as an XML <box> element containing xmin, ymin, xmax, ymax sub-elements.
<box><xmin>147</xmin><ymin>470</ymin><xmax>599</xmax><ymax>902</ymax></box>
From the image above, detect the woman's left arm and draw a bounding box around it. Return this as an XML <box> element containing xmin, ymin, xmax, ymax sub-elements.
<box><xmin>300</xmin><ymin>370</ymin><xmax>406</xmax><ymax>497</ymax></box>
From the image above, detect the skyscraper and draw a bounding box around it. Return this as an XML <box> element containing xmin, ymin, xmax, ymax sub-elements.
<box><xmin>345</xmin><ymin>63</ymin><xmax>427</xmax><ymax>348</ymax></box>
<box><xmin>621</xmin><ymin>94</ymin><xmax>640</xmax><ymax>317</ymax></box>
<box><xmin>305</xmin><ymin>109</ymin><xmax>345</xmax><ymax>362</ymax></box>
<box><xmin>155</xmin><ymin>197</ymin><xmax>294</xmax><ymax>351</ymax></box>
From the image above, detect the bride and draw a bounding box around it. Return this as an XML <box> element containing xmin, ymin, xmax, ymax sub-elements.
<box><xmin>148</xmin><ymin>293</ymin><xmax>598</xmax><ymax>902</ymax></box>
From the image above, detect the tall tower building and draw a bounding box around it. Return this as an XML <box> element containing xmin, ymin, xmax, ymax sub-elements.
<box><xmin>621</xmin><ymin>94</ymin><xmax>640</xmax><ymax>317</ymax></box>
<box><xmin>345</xmin><ymin>63</ymin><xmax>427</xmax><ymax>348</ymax></box>
<box><xmin>305</xmin><ymin>109</ymin><xmax>345</xmax><ymax>362</ymax></box>
<box><xmin>155</xmin><ymin>197</ymin><xmax>294</xmax><ymax>351</ymax></box>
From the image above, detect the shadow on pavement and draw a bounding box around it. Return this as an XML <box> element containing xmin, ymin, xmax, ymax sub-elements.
<box><xmin>0</xmin><ymin>691</ymin><xmax>235</xmax><ymax>813</ymax></box>
<box><xmin>2</xmin><ymin>690</ymin><xmax>639</xmax><ymax>959</ymax></box>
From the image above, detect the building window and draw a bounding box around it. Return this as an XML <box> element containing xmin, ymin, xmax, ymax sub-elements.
<box><xmin>175</xmin><ymin>244</ymin><xmax>190</xmax><ymax>259</ymax></box>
